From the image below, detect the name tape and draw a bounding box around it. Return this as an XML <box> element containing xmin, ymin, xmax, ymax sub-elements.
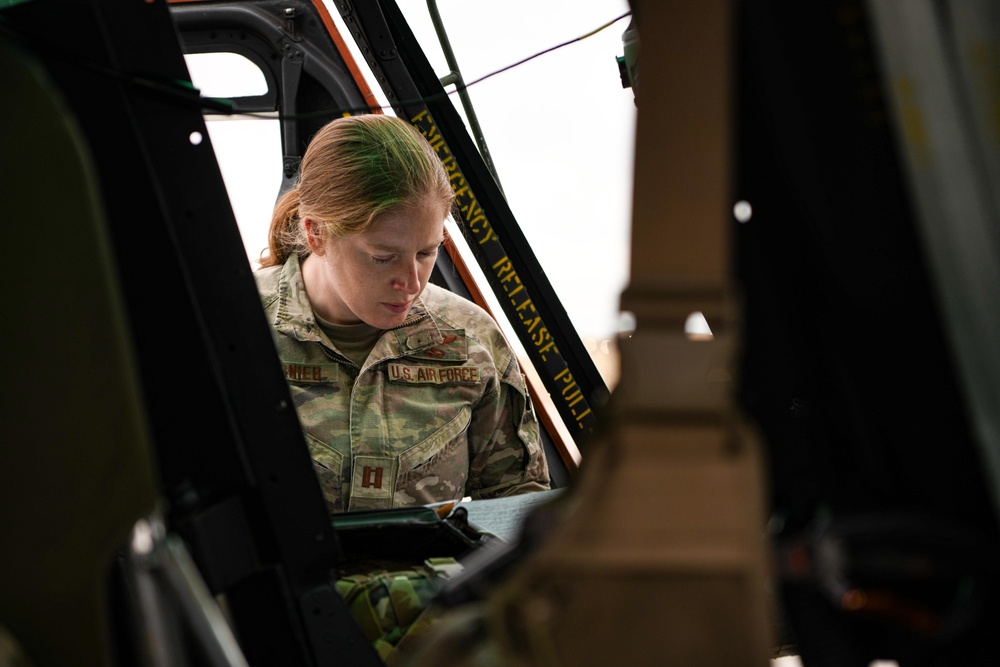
<box><xmin>388</xmin><ymin>363</ymin><xmax>481</xmax><ymax>385</ymax></box>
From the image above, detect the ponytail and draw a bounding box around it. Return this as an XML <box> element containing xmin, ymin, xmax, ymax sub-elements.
<box><xmin>260</xmin><ymin>187</ymin><xmax>307</xmax><ymax>268</ymax></box>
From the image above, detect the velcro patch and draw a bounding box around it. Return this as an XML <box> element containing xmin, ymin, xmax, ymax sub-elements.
<box><xmin>282</xmin><ymin>362</ymin><xmax>340</xmax><ymax>384</ymax></box>
<box><xmin>387</xmin><ymin>363</ymin><xmax>481</xmax><ymax>385</ymax></box>
<box><xmin>349</xmin><ymin>455</ymin><xmax>397</xmax><ymax>510</ymax></box>
<box><xmin>405</xmin><ymin>329</ymin><xmax>467</xmax><ymax>361</ymax></box>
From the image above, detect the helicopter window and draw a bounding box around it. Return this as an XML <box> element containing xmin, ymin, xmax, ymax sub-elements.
<box><xmin>184</xmin><ymin>51</ymin><xmax>268</xmax><ymax>99</ymax></box>
<box><xmin>200</xmin><ymin>115</ymin><xmax>281</xmax><ymax>264</ymax></box>
<box><xmin>184</xmin><ymin>47</ymin><xmax>283</xmax><ymax>264</ymax></box>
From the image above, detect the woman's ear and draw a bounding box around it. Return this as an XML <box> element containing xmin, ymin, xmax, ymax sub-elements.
<box><xmin>304</xmin><ymin>218</ymin><xmax>325</xmax><ymax>256</ymax></box>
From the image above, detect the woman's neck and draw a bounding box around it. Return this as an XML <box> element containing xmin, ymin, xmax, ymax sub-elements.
<box><xmin>300</xmin><ymin>253</ymin><xmax>353</xmax><ymax>325</ymax></box>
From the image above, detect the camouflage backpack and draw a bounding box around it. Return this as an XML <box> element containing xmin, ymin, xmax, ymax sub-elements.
<box><xmin>331</xmin><ymin>505</ymin><xmax>491</xmax><ymax>664</ymax></box>
<box><xmin>334</xmin><ymin>557</ymin><xmax>464</xmax><ymax>664</ymax></box>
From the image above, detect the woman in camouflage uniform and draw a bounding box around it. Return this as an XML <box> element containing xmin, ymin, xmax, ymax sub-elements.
<box><xmin>255</xmin><ymin>114</ymin><xmax>550</xmax><ymax>513</ymax></box>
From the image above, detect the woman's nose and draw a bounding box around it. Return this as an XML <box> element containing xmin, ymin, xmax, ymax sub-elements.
<box><xmin>391</xmin><ymin>259</ymin><xmax>420</xmax><ymax>292</ymax></box>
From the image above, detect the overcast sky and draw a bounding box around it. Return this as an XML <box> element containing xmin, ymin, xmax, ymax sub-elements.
<box><xmin>191</xmin><ymin>0</ymin><xmax>636</xmax><ymax>341</ymax></box>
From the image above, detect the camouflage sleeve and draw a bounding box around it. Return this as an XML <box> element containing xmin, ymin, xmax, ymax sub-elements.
<box><xmin>466</xmin><ymin>353</ymin><xmax>551</xmax><ymax>499</ymax></box>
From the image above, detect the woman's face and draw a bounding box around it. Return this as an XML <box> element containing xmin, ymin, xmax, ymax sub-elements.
<box><xmin>304</xmin><ymin>200</ymin><xmax>447</xmax><ymax>329</ymax></box>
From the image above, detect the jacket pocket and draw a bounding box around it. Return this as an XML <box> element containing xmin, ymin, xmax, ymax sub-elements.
<box><xmin>394</xmin><ymin>406</ymin><xmax>472</xmax><ymax>506</ymax></box>
<box><xmin>305</xmin><ymin>432</ymin><xmax>344</xmax><ymax>512</ymax></box>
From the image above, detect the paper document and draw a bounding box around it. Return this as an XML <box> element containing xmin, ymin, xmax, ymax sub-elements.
<box><xmin>458</xmin><ymin>488</ymin><xmax>567</xmax><ymax>542</ymax></box>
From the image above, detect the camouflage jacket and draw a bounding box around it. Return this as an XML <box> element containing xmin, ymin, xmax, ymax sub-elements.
<box><xmin>255</xmin><ymin>255</ymin><xmax>550</xmax><ymax>512</ymax></box>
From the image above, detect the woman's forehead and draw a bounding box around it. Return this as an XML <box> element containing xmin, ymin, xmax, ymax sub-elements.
<box><xmin>361</xmin><ymin>204</ymin><xmax>447</xmax><ymax>247</ymax></box>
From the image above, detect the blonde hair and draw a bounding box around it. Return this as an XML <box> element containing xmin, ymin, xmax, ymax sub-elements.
<box><xmin>261</xmin><ymin>114</ymin><xmax>454</xmax><ymax>268</ymax></box>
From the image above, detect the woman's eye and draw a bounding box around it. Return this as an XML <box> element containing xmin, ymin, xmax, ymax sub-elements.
<box><xmin>419</xmin><ymin>245</ymin><xmax>441</xmax><ymax>259</ymax></box>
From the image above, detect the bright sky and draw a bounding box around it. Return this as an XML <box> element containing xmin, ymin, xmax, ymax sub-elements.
<box><xmin>189</xmin><ymin>0</ymin><xmax>636</xmax><ymax>342</ymax></box>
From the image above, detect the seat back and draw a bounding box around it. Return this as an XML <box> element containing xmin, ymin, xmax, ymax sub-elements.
<box><xmin>0</xmin><ymin>37</ymin><xmax>157</xmax><ymax>667</ymax></box>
